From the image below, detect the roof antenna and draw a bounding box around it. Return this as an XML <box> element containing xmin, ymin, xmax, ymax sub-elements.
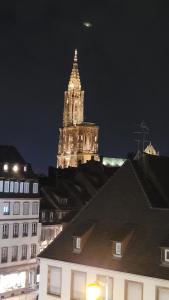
<box><xmin>133</xmin><ymin>121</ymin><xmax>150</xmax><ymax>153</ymax></box>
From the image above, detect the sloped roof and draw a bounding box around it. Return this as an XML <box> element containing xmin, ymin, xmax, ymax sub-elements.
<box><xmin>0</xmin><ymin>145</ymin><xmax>26</xmax><ymax>164</ymax></box>
<box><xmin>39</xmin><ymin>156</ymin><xmax>169</xmax><ymax>280</ymax></box>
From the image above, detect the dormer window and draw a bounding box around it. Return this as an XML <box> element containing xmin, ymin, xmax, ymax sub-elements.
<box><xmin>24</xmin><ymin>165</ymin><xmax>27</xmax><ymax>172</ymax></box>
<box><xmin>73</xmin><ymin>236</ymin><xmax>81</xmax><ymax>253</ymax></box>
<box><xmin>13</xmin><ymin>164</ymin><xmax>19</xmax><ymax>173</ymax></box>
<box><xmin>115</xmin><ymin>242</ymin><xmax>122</xmax><ymax>256</ymax></box>
<box><xmin>112</xmin><ymin>241</ymin><xmax>122</xmax><ymax>258</ymax></box>
<box><xmin>161</xmin><ymin>248</ymin><xmax>169</xmax><ymax>265</ymax></box>
<box><xmin>72</xmin><ymin>222</ymin><xmax>95</xmax><ymax>254</ymax></box>
<box><xmin>165</xmin><ymin>249</ymin><xmax>169</xmax><ymax>262</ymax></box>
<box><xmin>3</xmin><ymin>164</ymin><xmax>8</xmax><ymax>172</ymax></box>
<box><xmin>76</xmin><ymin>237</ymin><xmax>81</xmax><ymax>249</ymax></box>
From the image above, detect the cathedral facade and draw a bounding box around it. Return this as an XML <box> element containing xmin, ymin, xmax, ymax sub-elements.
<box><xmin>57</xmin><ymin>50</ymin><xmax>99</xmax><ymax>168</ymax></box>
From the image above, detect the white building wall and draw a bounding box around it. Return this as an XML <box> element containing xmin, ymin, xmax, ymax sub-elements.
<box><xmin>39</xmin><ymin>258</ymin><xmax>169</xmax><ymax>300</ymax></box>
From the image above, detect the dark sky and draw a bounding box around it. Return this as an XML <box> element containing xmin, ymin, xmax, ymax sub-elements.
<box><xmin>0</xmin><ymin>0</ymin><xmax>169</xmax><ymax>173</ymax></box>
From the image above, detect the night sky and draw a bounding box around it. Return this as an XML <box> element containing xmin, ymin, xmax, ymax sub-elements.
<box><xmin>0</xmin><ymin>1</ymin><xmax>169</xmax><ymax>173</ymax></box>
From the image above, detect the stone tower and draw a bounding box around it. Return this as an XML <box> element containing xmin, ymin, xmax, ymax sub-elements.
<box><xmin>57</xmin><ymin>50</ymin><xmax>99</xmax><ymax>168</ymax></box>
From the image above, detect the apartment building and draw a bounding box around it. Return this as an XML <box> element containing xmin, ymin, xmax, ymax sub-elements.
<box><xmin>0</xmin><ymin>146</ymin><xmax>41</xmax><ymax>299</ymax></box>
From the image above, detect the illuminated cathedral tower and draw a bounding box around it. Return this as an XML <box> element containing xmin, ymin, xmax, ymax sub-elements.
<box><xmin>57</xmin><ymin>50</ymin><xmax>99</xmax><ymax>168</ymax></box>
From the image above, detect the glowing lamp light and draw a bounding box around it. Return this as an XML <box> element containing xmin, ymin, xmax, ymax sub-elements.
<box><xmin>3</xmin><ymin>164</ymin><xmax>8</xmax><ymax>171</ymax></box>
<box><xmin>13</xmin><ymin>165</ymin><xmax>19</xmax><ymax>172</ymax></box>
<box><xmin>86</xmin><ymin>282</ymin><xmax>101</xmax><ymax>300</ymax></box>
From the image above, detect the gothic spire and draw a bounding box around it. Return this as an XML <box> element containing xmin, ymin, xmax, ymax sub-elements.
<box><xmin>68</xmin><ymin>49</ymin><xmax>81</xmax><ymax>90</ymax></box>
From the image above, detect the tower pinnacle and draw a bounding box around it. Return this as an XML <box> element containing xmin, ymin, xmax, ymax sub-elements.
<box><xmin>63</xmin><ymin>50</ymin><xmax>84</xmax><ymax>126</ymax></box>
<box><xmin>74</xmin><ymin>49</ymin><xmax>78</xmax><ymax>62</ymax></box>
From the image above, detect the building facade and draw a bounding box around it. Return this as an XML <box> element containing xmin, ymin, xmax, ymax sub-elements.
<box><xmin>0</xmin><ymin>146</ymin><xmax>41</xmax><ymax>299</ymax></box>
<box><xmin>39</xmin><ymin>154</ymin><xmax>169</xmax><ymax>300</ymax></box>
<box><xmin>57</xmin><ymin>50</ymin><xmax>99</xmax><ymax>168</ymax></box>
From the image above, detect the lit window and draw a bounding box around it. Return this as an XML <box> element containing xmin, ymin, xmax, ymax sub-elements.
<box><xmin>47</xmin><ymin>266</ymin><xmax>62</xmax><ymax>297</ymax></box>
<box><xmin>12</xmin><ymin>246</ymin><xmax>18</xmax><ymax>262</ymax></box>
<box><xmin>14</xmin><ymin>182</ymin><xmax>19</xmax><ymax>193</ymax></box>
<box><xmin>23</xmin><ymin>223</ymin><xmax>28</xmax><ymax>237</ymax></box>
<box><xmin>96</xmin><ymin>276</ymin><xmax>113</xmax><ymax>300</ymax></box>
<box><xmin>24</xmin><ymin>182</ymin><xmax>29</xmax><ymax>193</ymax></box>
<box><xmin>19</xmin><ymin>182</ymin><xmax>24</xmax><ymax>193</ymax></box>
<box><xmin>76</xmin><ymin>237</ymin><xmax>81</xmax><ymax>249</ymax></box>
<box><xmin>3</xmin><ymin>164</ymin><xmax>8</xmax><ymax>171</ymax></box>
<box><xmin>1</xmin><ymin>247</ymin><xmax>8</xmax><ymax>263</ymax></box>
<box><xmin>125</xmin><ymin>280</ymin><xmax>143</xmax><ymax>300</ymax></box>
<box><xmin>164</xmin><ymin>249</ymin><xmax>169</xmax><ymax>262</ymax></box>
<box><xmin>13</xmin><ymin>223</ymin><xmax>19</xmax><ymax>238</ymax></box>
<box><xmin>71</xmin><ymin>271</ymin><xmax>86</xmax><ymax>300</ymax></box>
<box><xmin>4</xmin><ymin>181</ymin><xmax>9</xmax><ymax>193</ymax></box>
<box><xmin>13</xmin><ymin>164</ymin><xmax>19</xmax><ymax>172</ymax></box>
<box><xmin>23</xmin><ymin>202</ymin><xmax>29</xmax><ymax>215</ymax></box>
<box><xmin>33</xmin><ymin>182</ymin><xmax>38</xmax><ymax>193</ymax></box>
<box><xmin>32</xmin><ymin>222</ymin><xmax>37</xmax><ymax>236</ymax></box>
<box><xmin>2</xmin><ymin>224</ymin><xmax>9</xmax><ymax>239</ymax></box>
<box><xmin>31</xmin><ymin>244</ymin><xmax>37</xmax><ymax>258</ymax></box>
<box><xmin>13</xmin><ymin>202</ymin><xmax>20</xmax><ymax>215</ymax></box>
<box><xmin>32</xmin><ymin>202</ymin><xmax>39</xmax><ymax>215</ymax></box>
<box><xmin>0</xmin><ymin>180</ymin><xmax>3</xmax><ymax>192</ymax></box>
<box><xmin>24</xmin><ymin>165</ymin><xmax>27</xmax><ymax>172</ymax></box>
<box><xmin>10</xmin><ymin>181</ymin><xmax>14</xmax><ymax>193</ymax></box>
<box><xmin>21</xmin><ymin>245</ymin><xmax>27</xmax><ymax>260</ymax></box>
<box><xmin>3</xmin><ymin>202</ymin><xmax>10</xmax><ymax>215</ymax></box>
<box><xmin>115</xmin><ymin>242</ymin><xmax>122</xmax><ymax>256</ymax></box>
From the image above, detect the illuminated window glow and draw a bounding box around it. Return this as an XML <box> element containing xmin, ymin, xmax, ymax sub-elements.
<box><xmin>13</xmin><ymin>165</ymin><xmax>19</xmax><ymax>172</ymax></box>
<box><xmin>3</xmin><ymin>164</ymin><xmax>8</xmax><ymax>171</ymax></box>
<box><xmin>0</xmin><ymin>272</ymin><xmax>26</xmax><ymax>293</ymax></box>
<box><xmin>3</xmin><ymin>202</ymin><xmax>10</xmax><ymax>215</ymax></box>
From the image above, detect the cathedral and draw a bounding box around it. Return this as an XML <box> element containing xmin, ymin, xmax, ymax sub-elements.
<box><xmin>57</xmin><ymin>50</ymin><xmax>99</xmax><ymax>168</ymax></box>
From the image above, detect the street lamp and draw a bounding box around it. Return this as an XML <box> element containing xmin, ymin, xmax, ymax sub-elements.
<box><xmin>86</xmin><ymin>282</ymin><xmax>101</xmax><ymax>300</ymax></box>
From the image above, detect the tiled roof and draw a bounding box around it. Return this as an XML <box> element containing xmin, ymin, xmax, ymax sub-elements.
<box><xmin>39</xmin><ymin>155</ymin><xmax>169</xmax><ymax>280</ymax></box>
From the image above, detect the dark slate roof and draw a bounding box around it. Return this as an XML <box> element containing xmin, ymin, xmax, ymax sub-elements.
<box><xmin>39</xmin><ymin>155</ymin><xmax>169</xmax><ymax>280</ymax></box>
<box><xmin>40</xmin><ymin>160</ymin><xmax>117</xmax><ymax>211</ymax></box>
<box><xmin>0</xmin><ymin>145</ymin><xmax>26</xmax><ymax>164</ymax></box>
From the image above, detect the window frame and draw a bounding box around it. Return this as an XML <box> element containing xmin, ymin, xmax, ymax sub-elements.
<box><xmin>21</xmin><ymin>244</ymin><xmax>27</xmax><ymax>260</ymax></box>
<box><xmin>71</xmin><ymin>270</ymin><xmax>87</xmax><ymax>300</ymax></box>
<box><xmin>12</xmin><ymin>246</ymin><xmax>18</xmax><ymax>262</ymax></box>
<box><xmin>32</xmin><ymin>222</ymin><xmax>37</xmax><ymax>236</ymax></box>
<box><xmin>3</xmin><ymin>202</ymin><xmax>10</xmax><ymax>215</ymax></box>
<box><xmin>4</xmin><ymin>180</ymin><xmax>10</xmax><ymax>193</ymax></box>
<box><xmin>23</xmin><ymin>202</ymin><xmax>29</xmax><ymax>215</ymax></box>
<box><xmin>1</xmin><ymin>247</ymin><xmax>8</xmax><ymax>263</ymax></box>
<box><xmin>13</xmin><ymin>202</ymin><xmax>20</xmax><ymax>215</ymax></box>
<box><xmin>32</xmin><ymin>202</ymin><xmax>39</xmax><ymax>215</ymax></box>
<box><xmin>124</xmin><ymin>280</ymin><xmax>143</xmax><ymax>300</ymax></box>
<box><xmin>23</xmin><ymin>223</ymin><xmax>29</xmax><ymax>237</ymax></box>
<box><xmin>31</xmin><ymin>244</ymin><xmax>37</xmax><ymax>258</ymax></box>
<box><xmin>13</xmin><ymin>223</ymin><xmax>19</xmax><ymax>238</ymax></box>
<box><xmin>2</xmin><ymin>224</ymin><xmax>9</xmax><ymax>239</ymax></box>
<box><xmin>47</xmin><ymin>266</ymin><xmax>62</xmax><ymax>297</ymax></box>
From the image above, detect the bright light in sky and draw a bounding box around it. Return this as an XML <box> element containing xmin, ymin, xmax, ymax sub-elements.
<box><xmin>83</xmin><ymin>22</ymin><xmax>92</xmax><ymax>28</ymax></box>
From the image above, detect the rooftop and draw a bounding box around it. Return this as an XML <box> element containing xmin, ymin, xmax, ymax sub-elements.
<box><xmin>39</xmin><ymin>154</ymin><xmax>169</xmax><ymax>280</ymax></box>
